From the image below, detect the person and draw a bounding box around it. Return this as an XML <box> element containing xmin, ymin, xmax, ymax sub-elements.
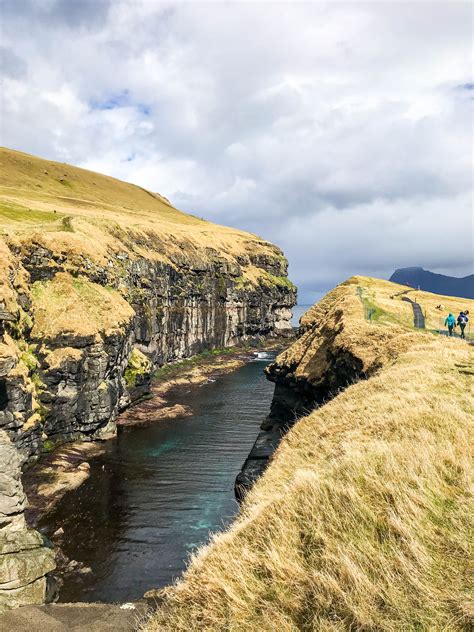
<box><xmin>457</xmin><ymin>311</ymin><xmax>469</xmax><ymax>339</ymax></box>
<box><xmin>445</xmin><ymin>313</ymin><xmax>456</xmax><ymax>336</ymax></box>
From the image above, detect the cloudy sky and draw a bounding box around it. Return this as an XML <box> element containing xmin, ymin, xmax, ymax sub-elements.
<box><xmin>1</xmin><ymin>1</ymin><xmax>472</xmax><ymax>303</ymax></box>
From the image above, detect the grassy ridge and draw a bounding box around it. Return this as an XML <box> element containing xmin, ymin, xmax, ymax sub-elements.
<box><xmin>143</xmin><ymin>278</ymin><xmax>473</xmax><ymax>631</ymax></box>
<box><xmin>0</xmin><ymin>147</ymin><xmax>286</xmax><ymax>280</ymax></box>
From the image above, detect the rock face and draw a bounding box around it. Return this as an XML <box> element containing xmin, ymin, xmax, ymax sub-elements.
<box><xmin>0</xmin><ymin>148</ymin><xmax>295</xmax><ymax>466</ymax></box>
<box><xmin>1</xmin><ymin>248</ymin><xmax>294</xmax><ymax>467</ymax></box>
<box><xmin>0</xmin><ymin>431</ymin><xmax>56</xmax><ymax>611</ymax></box>
<box><xmin>0</xmin><ymin>147</ymin><xmax>296</xmax><ymax>611</ymax></box>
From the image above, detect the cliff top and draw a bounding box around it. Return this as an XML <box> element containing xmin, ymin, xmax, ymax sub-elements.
<box><xmin>142</xmin><ymin>277</ymin><xmax>473</xmax><ymax>630</ymax></box>
<box><xmin>281</xmin><ymin>275</ymin><xmax>474</xmax><ymax>386</ymax></box>
<box><xmin>0</xmin><ymin>146</ymin><xmax>290</xmax><ymax>286</ymax></box>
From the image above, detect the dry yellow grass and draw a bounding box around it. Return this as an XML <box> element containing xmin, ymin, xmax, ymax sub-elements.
<box><xmin>1</xmin><ymin>148</ymin><xmax>293</xmax><ymax>348</ymax></box>
<box><xmin>143</xmin><ymin>278</ymin><xmax>473</xmax><ymax>631</ymax></box>
<box><xmin>30</xmin><ymin>272</ymin><xmax>135</xmax><ymax>342</ymax></box>
<box><xmin>0</xmin><ymin>147</ymin><xmax>288</xmax><ymax>283</ymax></box>
<box><xmin>300</xmin><ymin>276</ymin><xmax>472</xmax><ymax>338</ymax></box>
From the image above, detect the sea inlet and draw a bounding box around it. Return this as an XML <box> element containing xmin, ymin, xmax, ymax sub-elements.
<box><xmin>38</xmin><ymin>353</ymin><xmax>276</xmax><ymax>603</ymax></box>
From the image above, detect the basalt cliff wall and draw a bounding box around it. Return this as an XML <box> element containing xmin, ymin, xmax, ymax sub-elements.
<box><xmin>0</xmin><ymin>147</ymin><xmax>295</xmax><ymax>610</ymax></box>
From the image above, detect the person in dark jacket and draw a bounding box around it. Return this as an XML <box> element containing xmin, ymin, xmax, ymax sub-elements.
<box><xmin>457</xmin><ymin>311</ymin><xmax>469</xmax><ymax>339</ymax></box>
<box><xmin>445</xmin><ymin>313</ymin><xmax>456</xmax><ymax>336</ymax></box>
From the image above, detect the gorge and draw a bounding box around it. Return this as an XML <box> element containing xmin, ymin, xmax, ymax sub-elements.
<box><xmin>36</xmin><ymin>354</ymin><xmax>278</xmax><ymax>603</ymax></box>
<box><xmin>145</xmin><ymin>277</ymin><xmax>473</xmax><ymax>631</ymax></box>
<box><xmin>1</xmin><ymin>149</ymin><xmax>471</xmax><ymax>631</ymax></box>
<box><xmin>0</xmin><ymin>147</ymin><xmax>295</xmax><ymax>612</ymax></box>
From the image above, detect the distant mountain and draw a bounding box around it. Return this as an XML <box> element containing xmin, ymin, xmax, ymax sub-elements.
<box><xmin>389</xmin><ymin>267</ymin><xmax>474</xmax><ymax>299</ymax></box>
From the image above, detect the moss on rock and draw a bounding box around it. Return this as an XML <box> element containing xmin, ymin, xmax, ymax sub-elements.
<box><xmin>124</xmin><ymin>348</ymin><xmax>152</xmax><ymax>388</ymax></box>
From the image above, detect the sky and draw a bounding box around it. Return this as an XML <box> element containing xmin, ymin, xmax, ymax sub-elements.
<box><xmin>1</xmin><ymin>1</ymin><xmax>472</xmax><ymax>304</ymax></box>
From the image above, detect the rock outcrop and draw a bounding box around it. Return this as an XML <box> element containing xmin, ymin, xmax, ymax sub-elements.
<box><xmin>0</xmin><ymin>147</ymin><xmax>295</xmax><ymax>464</ymax></box>
<box><xmin>0</xmin><ymin>147</ymin><xmax>295</xmax><ymax>610</ymax></box>
<box><xmin>0</xmin><ymin>431</ymin><xmax>56</xmax><ymax>611</ymax></box>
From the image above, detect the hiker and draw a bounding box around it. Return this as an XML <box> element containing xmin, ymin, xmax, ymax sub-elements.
<box><xmin>445</xmin><ymin>313</ymin><xmax>456</xmax><ymax>336</ymax></box>
<box><xmin>457</xmin><ymin>311</ymin><xmax>469</xmax><ymax>339</ymax></box>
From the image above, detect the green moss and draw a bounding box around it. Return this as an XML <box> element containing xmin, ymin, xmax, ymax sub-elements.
<box><xmin>234</xmin><ymin>276</ymin><xmax>252</xmax><ymax>290</ymax></box>
<box><xmin>261</xmin><ymin>272</ymin><xmax>296</xmax><ymax>291</ymax></box>
<box><xmin>20</xmin><ymin>346</ymin><xmax>39</xmax><ymax>372</ymax></box>
<box><xmin>42</xmin><ymin>439</ymin><xmax>55</xmax><ymax>453</ymax></box>
<box><xmin>124</xmin><ymin>347</ymin><xmax>152</xmax><ymax>388</ymax></box>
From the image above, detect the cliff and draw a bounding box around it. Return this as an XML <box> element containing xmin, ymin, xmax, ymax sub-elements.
<box><xmin>0</xmin><ymin>431</ymin><xmax>55</xmax><ymax>610</ymax></box>
<box><xmin>144</xmin><ymin>277</ymin><xmax>473</xmax><ymax>630</ymax></box>
<box><xmin>0</xmin><ymin>147</ymin><xmax>295</xmax><ymax>610</ymax></box>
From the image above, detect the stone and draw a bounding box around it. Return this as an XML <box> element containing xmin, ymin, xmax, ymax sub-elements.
<box><xmin>0</xmin><ymin>548</ymin><xmax>56</xmax><ymax>590</ymax></box>
<box><xmin>0</xmin><ymin>432</ymin><xmax>56</xmax><ymax>612</ymax></box>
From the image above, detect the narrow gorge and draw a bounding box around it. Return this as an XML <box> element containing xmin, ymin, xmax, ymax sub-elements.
<box><xmin>0</xmin><ymin>147</ymin><xmax>296</xmax><ymax>611</ymax></box>
<box><xmin>145</xmin><ymin>277</ymin><xmax>473</xmax><ymax>631</ymax></box>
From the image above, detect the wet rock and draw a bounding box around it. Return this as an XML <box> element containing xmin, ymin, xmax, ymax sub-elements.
<box><xmin>0</xmin><ymin>431</ymin><xmax>56</xmax><ymax>612</ymax></box>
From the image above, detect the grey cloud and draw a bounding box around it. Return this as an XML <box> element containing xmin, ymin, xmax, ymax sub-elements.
<box><xmin>0</xmin><ymin>1</ymin><xmax>472</xmax><ymax>303</ymax></box>
<box><xmin>0</xmin><ymin>0</ymin><xmax>111</xmax><ymax>29</ymax></box>
<box><xmin>0</xmin><ymin>47</ymin><xmax>27</xmax><ymax>78</ymax></box>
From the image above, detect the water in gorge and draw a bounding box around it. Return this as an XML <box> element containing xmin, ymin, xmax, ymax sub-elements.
<box><xmin>38</xmin><ymin>354</ymin><xmax>277</xmax><ymax>603</ymax></box>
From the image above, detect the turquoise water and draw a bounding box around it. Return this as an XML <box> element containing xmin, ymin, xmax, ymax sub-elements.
<box><xmin>39</xmin><ymin>355</ymin><xmax>276</xmax><ymax>603</ymax></box>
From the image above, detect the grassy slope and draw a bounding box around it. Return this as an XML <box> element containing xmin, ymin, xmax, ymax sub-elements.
<box><xmin>144</xmin><ymin>277</ymin><xmax>473</xmax><ymax>631</ymax></box>
<box><xmin>30</xmin><ymin>273</ymin><xmax>134</xmax><ymax>342</ymax></box>
<box><xmin>0</xmin><ymin>146</ymin><xmax>289</xmax><ymax>276</ymax></box>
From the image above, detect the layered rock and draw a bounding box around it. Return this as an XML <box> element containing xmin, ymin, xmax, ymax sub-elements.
<box><xmin>0</xmin><ymin>431</ymin><xmax>56</xmax><ymax>611</ymax></box>
<box><xmin>0</xmin><ymin>147</ymin><xmax>295</xmax><ymax>466</ymax></box>
<box><xmin>0</xmin><ymin>147</ymin><xmax>295</xmax><ymax>610</ymax></box>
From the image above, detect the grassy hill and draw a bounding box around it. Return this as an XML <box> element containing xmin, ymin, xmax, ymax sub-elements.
<box><xmin>0</xmin><ymin>147</ymin><xmax>291</xmax><ymax>291</ymax></box>
<box><xmin>143</xmin><ymin>277</ymin><xmax>473</xmax><ymax>631</ymax></box>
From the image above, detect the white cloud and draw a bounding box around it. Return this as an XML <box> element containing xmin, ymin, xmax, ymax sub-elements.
<box><xmin>0</xmin><ymin>0</ymin><xmax>472</xmax><ymax>301</ymax></box>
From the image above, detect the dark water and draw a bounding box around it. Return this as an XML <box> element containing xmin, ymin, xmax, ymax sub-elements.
<box><xmin>38</xmin><ymin>354</ymin><xmax>276</xmax><ymax>603</ymax></box>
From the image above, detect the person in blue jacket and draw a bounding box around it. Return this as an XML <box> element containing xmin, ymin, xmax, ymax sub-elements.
<box><xmin>457</xmin><ymin>311</ymin><xmax>469</xmax><ymax>339</ymax></box>
<box><xmin>444</xmin><ymin>313</ymin><xmax>456</xmax><ymax>336</ymax></box>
